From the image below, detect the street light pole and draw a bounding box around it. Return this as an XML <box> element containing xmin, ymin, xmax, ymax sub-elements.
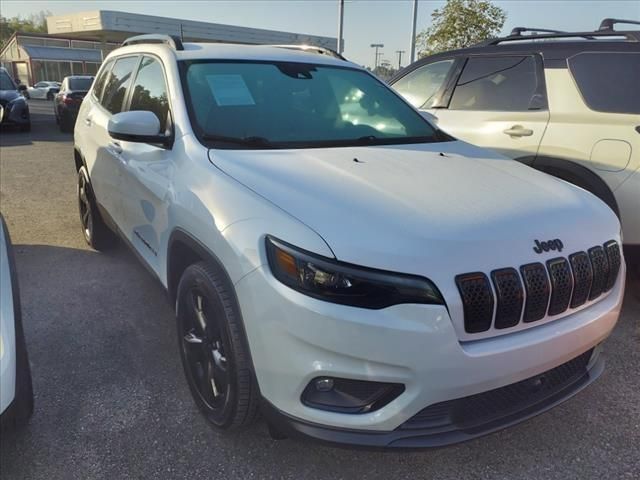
<box><xmin>409</xmin><ymin>0</ymin><xmax>418</xmax><ymax>62</ymax></box>
<box><xmin>370</xmin><ymin>43</ymin><xmax>384</xmax><ymax>69</ymax></box>
<box><xmin>396</xmin><ymin>50</ymin><xmax>405</xmax><ymax>69</ymax></box>
<box><xmin>337</xmin><ymin>0</ymin><xmax>344</xmax><ymax>54</ymax></box>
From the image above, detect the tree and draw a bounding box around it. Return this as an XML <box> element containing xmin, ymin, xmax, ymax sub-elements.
<box><xmin>0</xmin><ymin>10</ymin><xmax>51</xmax><ymax>49</ymax></box>
<box><xmin>416</xmin><ymin>0</ymin><xmax>506</xmax><ymax>57</ymax></box>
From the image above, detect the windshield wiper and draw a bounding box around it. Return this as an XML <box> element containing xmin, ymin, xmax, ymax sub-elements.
<box><xmin>356</xmin><ymin>135</ymin><xmax>379</xmax><ymax>144</ymax></box>
<box><xmin>201</xmin><ymin>134</ymin><xmax>274</xmax><ymax>148</ymax></box>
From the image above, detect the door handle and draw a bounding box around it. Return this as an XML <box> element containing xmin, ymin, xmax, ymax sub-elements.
<box><xmin>108</xmin><ymin>141</ymin><xmax>123</xmax><ymax>155</ymax></box>
<box><xmin>503</xmin><ymin>125</ymin><xmax>534</xmax><ymax>137</ymax></box>
<box><xmin>84</xmin><ymin>117</ymin><xmax>92</xmax><ymax>126</ymax></box>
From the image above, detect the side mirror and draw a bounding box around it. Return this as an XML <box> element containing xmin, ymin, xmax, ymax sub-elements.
<box><xmin>108</xmin><ymin>111</ymin><xmax>170</xmax><ymax>147</ymax></box>
<box><xmin>17</xmin><ymin>84</ymin><xmax>27</xmax><ymax>92</ymax></box>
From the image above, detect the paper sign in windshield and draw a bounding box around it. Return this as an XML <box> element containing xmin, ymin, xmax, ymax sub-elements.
<box><xmin>207</xmin><ymin>74</ymin><xmax>255</xmax><ymax>106</ymax></box>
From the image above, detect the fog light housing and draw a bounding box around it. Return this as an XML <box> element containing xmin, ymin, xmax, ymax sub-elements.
<box><xmin>301</xmin><ymin>377</ymin><xmax>404</xmax><ymax>414</ymax></box>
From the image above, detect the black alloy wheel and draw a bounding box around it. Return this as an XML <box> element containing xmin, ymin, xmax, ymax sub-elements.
<box><xmin>176</xmin><ymin>262</ymin><xmax>259</xmax><ymax>429</ymax></box>
<box><xmin>78</xmin><ymin>169</ymin><xmax>93</xmax><ymax>243</ymax></box>
<box><xmin>181</xmin><ymin>288</ymin><xmax>231</xmax><ymax>411</ymax></box>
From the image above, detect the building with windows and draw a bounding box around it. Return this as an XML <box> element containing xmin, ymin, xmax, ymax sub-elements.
<box><xmin>0</xmin><ymin>34</ymin><xmax>119</xmax><ymax>85</ymax></box>
<box><xmin>0</xmin><ymin>10</ymin><xmax>337</xmax><ymax>86</ymax></box>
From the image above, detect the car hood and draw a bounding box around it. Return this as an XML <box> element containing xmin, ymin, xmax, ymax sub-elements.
<box><xmin>0</xmin><ymin>90</ymin><xmax>20</xmax><ymax>102</ymax></box>
<box><xmin>208</xmin><ymin>141</ymin><xmax>620</xmax><ymax>276</ymax></box>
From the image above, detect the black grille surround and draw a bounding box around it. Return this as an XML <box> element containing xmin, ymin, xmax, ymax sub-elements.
<box><xmin>457</xmin><ymin>241</ymin><xmax>622</xmax><ymax>334</ymax></box>
<box><xmin>455</xmin><ymin>273</ymin><xmax>494</xmax><ymax>333</ymax></box>
<box><xmin>491</xmin><ymin>268</ymin><xmax>524</xmax><ymax>329</ymax></box>
<box><xmin>546</xmin><ymin>257</ymin><xmax>574</xmax><ymax>316</ymax></box>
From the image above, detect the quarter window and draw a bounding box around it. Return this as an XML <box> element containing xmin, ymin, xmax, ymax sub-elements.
<box><xmin>129</xmin><ymin>56</ymin><xmax>170</xmax><ymax>132</ymax></box>
<box><xmin>568</xmin><ymin>52</ymin><xmax>640</xmax><ymax>114</ymax></box>
<box><xmin>393</xmin><ymin>59</ymin><xmax>454</xmax><ymax>109</ymax></box>
<box><xmin>449</xmin><ymin>56</ymin><xmax>542</xmax><ymax>111</ymax></box>
<box><xmin>101</xmin><ymin>56</ymin><xmax>139</xmax><ymax>114</ymax></box>
<box><xmin>92</xmin><ymin>59</ymin><xmax>114</xmax><ymax>103</ymax></box>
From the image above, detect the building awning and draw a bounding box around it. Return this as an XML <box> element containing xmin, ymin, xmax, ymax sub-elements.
<box><xmin>22</xmin><ymin>45</ymin><xmax>102</xmax><ymax>62</ymax></box>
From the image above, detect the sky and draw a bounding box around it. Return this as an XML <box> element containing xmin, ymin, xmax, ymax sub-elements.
<box><xmin>1</xmin><ymin>0</ymin><xmax>639</xmax><ymax>67</ymax></box>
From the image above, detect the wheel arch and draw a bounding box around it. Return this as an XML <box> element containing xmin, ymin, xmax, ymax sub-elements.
<box><xmin>520</xmin><ymin>155</ymin><xmax>620</xmax><ymax>217</ymax></box>
<box><xmin>166</xmin><ymin>229</ymin><xmax>236</xmax><ymax>308</ymax></box>
<box><xmin>73</xmin><ymin>148</ymin><xmax>85</xmax><ymax>172</ymax></box>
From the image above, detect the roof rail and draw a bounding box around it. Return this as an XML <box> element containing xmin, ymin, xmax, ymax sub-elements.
<box><xmin>478</xmin><ymin>29</ymin><xmax>638</xmax><ymax>46</ymax></box>
<box><xmin>268</xmin><ymin>44</ymin><xmax>346</xmax><ymax>60</ymax></box>
<box><xmin>509</xmin><ymin>27</ymin><xmax>566</xmax><ymax>36</ymax></box>
<box><xmin>122</xmin><ymin>34</ymin><xmax>184</xmax><ymax>51</ymax></box>
<box><xmin>598</xmin><ymin>18</ymin><xmax>640</xmax><ymax>31</ymax></box>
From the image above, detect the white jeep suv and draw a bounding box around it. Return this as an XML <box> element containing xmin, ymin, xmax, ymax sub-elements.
<box><xmin>391</xmin><ymin>20</ymin><xmax>640</xmax><ymax>270</ymax></box>
<box><xmin>73</xmin><ymin>34</ymin><xmax>625</xmax><ymax>448</ymax></box>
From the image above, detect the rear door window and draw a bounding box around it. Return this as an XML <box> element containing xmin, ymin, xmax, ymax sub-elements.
<box><xmin>449</xmin><ymin>56</ymin><xmax>544</xmax><ymax>111</ymax></box>
<box><xmin>392</xmin><ymin>59</ymin><xmax>455</xmax><ymax>109</ymax></box>
<box><xmin>92</xmin><ymin>59</ymin><xmax>114</xmax><ymax>102</ymax></box>
<box><xmin>568</xmin><ymin>52</ymin><xmax>640</xmax><ymax>114</ymax></box>
<box><xmin>101</xmin><ymin>56</ymin><xmax>139</xmax><ymax>114</ymax></box>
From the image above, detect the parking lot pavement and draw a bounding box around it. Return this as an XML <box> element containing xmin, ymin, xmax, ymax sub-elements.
<box><xmin>0</xmin><ymin>100</ymin><xmax>639</xmax><ymax>480</ymax></box>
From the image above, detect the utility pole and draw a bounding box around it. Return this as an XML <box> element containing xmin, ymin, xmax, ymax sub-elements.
<box><xmin>396</xmin><ymin>50</ymin><xmax>405</xmax><ymax>69</ymax></box>
<box><xmin>409</xmin><ymin>0</ymin><xmax>418</xmax><ymax>63</ymax></box>
<box><xmin>337</xmin><ymin>0</ymin><xmax>344</xmax><ymax>54</ymax></box>
<box><xmin>370</xmin><ymin>43</ymin><xmax>384</xmax><ymax>69</ymax></box>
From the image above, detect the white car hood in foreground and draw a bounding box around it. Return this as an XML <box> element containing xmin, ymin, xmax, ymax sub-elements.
<box><xmin>209</xmin><ymin>141</ymin><xmax>620</xmax><ymax>277</ymax></box>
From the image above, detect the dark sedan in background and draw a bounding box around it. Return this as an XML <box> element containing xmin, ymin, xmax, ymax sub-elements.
<box><xmin>0</xmin><ymin>67</ymin><xmax>31</xmax><ymax>132</ymax></box>
<box><xmin>53</xmin><ymin>76</ymin><xmax>94</xmax><ymax>133</ymax></box>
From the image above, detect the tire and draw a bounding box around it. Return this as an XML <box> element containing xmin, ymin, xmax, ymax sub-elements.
<box><xmin>11</xmin><ymin>311</ymin><xmax>34</xmax><ymax>428</ymax></box>
<box><xmin>46</xmin><ymin>91</ymin><xmax>53</xmax><ymax>101</ymax></box>
<box><xmin>176</xmin><ymin>261</ymin><xmax>259</xmax><ymax>430</ymax></box>
<box><xmin>77</xmin><ymin>166</ymin><xmax>116</xmax><ymax>251</ymax></box>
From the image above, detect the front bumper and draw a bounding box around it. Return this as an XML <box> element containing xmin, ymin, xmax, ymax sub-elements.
<box><xmin>0</xmin><ymin>101</ymin><xmax>30</xmax><ymax>126</ymax></box>
<box><xmin>262</xmin><ymin>347</ymin><xmax>604</xmax><ymax>448</ymax></box>
<box><xmin>236</xmin><ymin>264</ymin><xmax>623</xmax><ymax>444</ymax></box>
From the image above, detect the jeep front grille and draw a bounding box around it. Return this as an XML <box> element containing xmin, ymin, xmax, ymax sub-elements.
<box><xmin>456</xmin><ymin>240</ymin><xmax>621</xmax><ymax>334</ymax></box>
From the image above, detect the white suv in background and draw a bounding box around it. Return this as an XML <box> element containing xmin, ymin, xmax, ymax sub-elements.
<box><xmin>73</xmin><ymin>34</ymin><xmax>624</xmax><ymax>448</ymax></box>
<box><xmin>391</xmin><ymin>20</ymin><xmax>640</xmax><ymax>268</ymax></box>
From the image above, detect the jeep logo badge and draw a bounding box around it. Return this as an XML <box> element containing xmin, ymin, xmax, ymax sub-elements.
<box><xmin>533</xmin><ymin>239</ymin><xmax>564</xmax><ymax>254</ymax></box>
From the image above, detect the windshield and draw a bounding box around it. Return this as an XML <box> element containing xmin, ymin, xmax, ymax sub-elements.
<box><xmin>0</xmin><ymin>70</ymin><xmax>16</xmax><ymax>90</ymax></box>
<box><xmin>69</xmin><ymin>78</ymin><xmax>93</xmax><ymax>91</ymax></box>
<box><xmin>181</xmin><ymin>61</ymin><xmax>444</xmax><ymax>149</ymax></box>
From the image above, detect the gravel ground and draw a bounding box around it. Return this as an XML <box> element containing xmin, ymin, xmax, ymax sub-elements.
<box><xmin>0</xmin><ymin>100</ymin><xmax>639</xmax><ymax>479</ymax></box>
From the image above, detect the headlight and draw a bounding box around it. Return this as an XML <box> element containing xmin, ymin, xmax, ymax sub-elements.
<box><xmin>266</xmin><ymin>236</ymin><xmax>444</xmax><ymax>309</ymax></box>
